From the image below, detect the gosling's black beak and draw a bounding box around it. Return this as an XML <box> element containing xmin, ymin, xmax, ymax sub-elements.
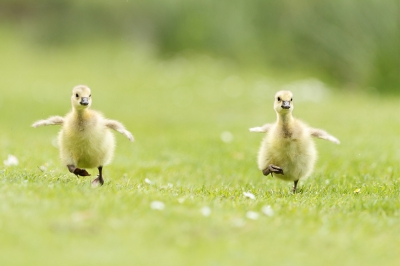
<box><xmin>281</xmin><ymin>101</ymin><xmax>291</xmax><ymax>109</ymax></box>
<box><xmin>80</xmin><ymin>97</ymin><xmax>89</xmax><ymax>106</ymax></box>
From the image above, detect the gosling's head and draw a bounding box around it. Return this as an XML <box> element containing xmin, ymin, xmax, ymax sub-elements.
<box><xmin>71</xmin><ymin>85</ymin><xmax>92</xmax><ymax>110</ymax></box>
<box><xmin>274</xmin><ymin>90</ymin><xmax>293</xmax><ymax>114</ymax></box>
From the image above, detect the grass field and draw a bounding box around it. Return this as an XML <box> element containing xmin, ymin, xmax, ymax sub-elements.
<box><xmin>1</xmin><ymin>29</ymin><xmax>400</xmax><ymax>265</ymax></box>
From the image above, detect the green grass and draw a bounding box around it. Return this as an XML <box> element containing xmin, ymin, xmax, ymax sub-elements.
<box><xmin>1</xmin><ymin>29</ymin><xmax>400</xmax><ymax>266</ymax></box>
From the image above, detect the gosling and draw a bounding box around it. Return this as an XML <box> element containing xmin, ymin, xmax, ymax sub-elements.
<box><xmin>249</xmin><ymin>90</ymin><xmax>339</xmax><ymax>193</ymax></box>
<box><xmin>32</xmin><ymin>85</ymin><xmax>134</xmax><ymax>186</ymax></box>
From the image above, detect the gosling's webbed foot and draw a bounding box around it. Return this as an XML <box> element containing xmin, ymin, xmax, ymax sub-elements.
<box><xmin>74</xmin><ymin>168</ymin><xmax>91</xmax><ymax>176</ymax></box>
<box><xmin>262</xmin><ymin>164</ymin><xmax>284</xmax><ymax>176</ymax></box>
<box><xmin>91</xmin><ymin>166</ymin><xmax>104</xmax><ymax>187</ymax></box>
<box><xmin>91</xmin><ymin>176</ymin><xmax>104</xmax><ymax>187</ymax></box>
<box><xmin>67</xmin><ymin>165</ymin><xmax>91</xmax><ymax>177</ymax></box>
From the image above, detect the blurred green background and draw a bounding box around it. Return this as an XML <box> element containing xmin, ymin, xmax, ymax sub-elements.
<box><xmin>1</xmin><ymin>0</ymin><xmax>399</xmax><ymax>93</ymax></box>
<box><xmin>1</xmin><ymin>2</ymin><xmax>400</xmax><ymax>266</ymax></box>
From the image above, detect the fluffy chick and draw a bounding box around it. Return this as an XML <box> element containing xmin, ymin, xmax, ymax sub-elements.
<box><xmin>249</xmin><ymin>90</ymin><xmax>339</xmax><ymax>192</ymax></box>
<box><xmin>32</xmin><ymin>85</ymin><xmax>134</xmax><ymax>186</ymax></box>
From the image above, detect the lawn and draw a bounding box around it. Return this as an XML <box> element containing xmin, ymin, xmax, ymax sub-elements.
<box><xmin>1</xmin><ymin>29</ymin><xmax>400</xmax><ymax>266</ymax></box>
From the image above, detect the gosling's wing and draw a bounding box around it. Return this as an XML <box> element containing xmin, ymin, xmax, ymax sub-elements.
<box><xmin>104</xmin><ymin>119</ymin><xmax>134</xmax><ymax>142</ymax></box>
<box><xmin>32</xmin><ymin>116</ymin><xmax>64</xmax><ymax>128</ymax></box>
<box><xmin>249</xmin><ymin>123</ymin><xmax>273</xmax><ymax>133</ymax></box>
<box><xmin>309</xmin><ymin>128</ymin><xmax>340</xmax><ymax>144</ymax></box>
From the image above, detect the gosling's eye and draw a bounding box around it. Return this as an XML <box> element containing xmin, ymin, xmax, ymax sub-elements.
<box><xmin>277</xmin><ymin>97</ymin><xmax>281</xmax><ymax>101</ymax></box>
<box><xmin>291</xmin><ymin>98</ymin><xmax>293</xmax><ymax>101</ymax></box>
<box><xmin>75</xmin><ymin>93</ymin><xmax>79</xmax><ymax>98</ymax></box>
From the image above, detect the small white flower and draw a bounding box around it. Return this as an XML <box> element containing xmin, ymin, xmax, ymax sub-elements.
<box><xmin>261</xmin><ymin>205</ymin><xmax>274</xmax><ymax>217</ymax></box>
<box><xmin>51</xmin><ymin>137</ymin><xmax>58</xmax><ymax>148</ymax></box>
<box><xmin>177</xmin><ymin>197</ymin><xmax>185</xmax><ymax>204</ymax></box>
<box><xmin>200</xmin><ymin>206</ymin><xmax>211</xmax><ymax>217</ymax></box>
<box><xmin>150</xmin><ymin>201</ymin><xmax>165</xmax><ymax>210</ymax></box>
<box><xmin>3</xmin><ymin>155</ymin><xmax>19</xmax><ymax>166</ymax></box>
<box><xmin>231</xmin><ymin>218</ymin><xmax>246</xmax><ymax>227</ymax></box>
<box><xmin>243</xmin><ymin>191</ymin><xmax>256</xmax><ymax>200</ymax></box>
<box><xmin>161</xmin><ymin>183</ymin><xmax>174</xmax><ymax>189</ymax></box>
<box><xmin>39</xmin><ymin>163</ymin><xmax>49</xmax><ymax>172</ymax></box>
<box><xmin>71</xmin><ymin>211</ymin><xmax>92</xmax><ymax>223</ymax></box>
<box><xmin>220</xmin><ymin>131</ymin><xmax>234</xmax><ymax>143</ymax></box>
<box><xmin>144</xmin><ymin>178</ymin><xmax>153</xmax><ymax>185</ymax></box>
<box><xmin>246</xmin><ymin>211</ymin><xmax>259</xmax><ymax>220</ymax></box>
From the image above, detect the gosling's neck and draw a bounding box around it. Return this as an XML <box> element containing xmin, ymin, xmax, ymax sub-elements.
<box><xmin>72</xmin><ymin>107</ymin><xmax>91</xmax><ymax>122</ymax></box>
<box><xmin>276</xmin><ymin>111</ymin><xmax>293</xmax><ymax>125</ymax></box>
<box><xmin>276</xmin><ymin>111</ymin><xmax>294</xmax><ymax>138</ymax></box>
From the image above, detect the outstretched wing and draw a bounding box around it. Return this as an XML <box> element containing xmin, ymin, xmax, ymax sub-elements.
<box><xmin>249</xmin><ymin>123</ymin><xmax>273</xmax><ymax>133</ymax></box>
<box><xmin>309</xmin><ymin>128</ymin><xmax>340</xmax><ymax>144</ymax></box>
<box><xmin>104</xmin><ymin>119</ymin><xmax>134</xmax><ymax>142</ymax></box>
<box><xmin>32</xmin><ymin>116</ymin><xmax>64</xmax><ymax>128</ymax></box>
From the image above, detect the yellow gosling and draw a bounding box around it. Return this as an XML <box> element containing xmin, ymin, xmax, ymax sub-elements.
<box><xmin>32</xmin><ymin>85</ymin><xmax>134</xmax><ymax>186</ymax></box>
<box><xmin>249</xmin><ymin>90</ymin><xmax>339</xmax><ymax>192</ymax></box>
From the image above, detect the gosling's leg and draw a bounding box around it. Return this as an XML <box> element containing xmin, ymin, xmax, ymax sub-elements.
<box><xmin>262</xmin><ymin>164</ymin><xmax>284</xmax><ymax>176</ymax></box>
<box><xmin>67</xmin><ymin>165</ymin><xmax>91</xmax><ymax>177</ymax></box>
<box><xmin>292</xmin><ymin>180</ymin><xmax>299</xmax><ymax>193</ymax></box>
<box><xmin>91</xmin><ymin>166</ymin><xmax>104</xmax><ymax>187</ymax></box>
